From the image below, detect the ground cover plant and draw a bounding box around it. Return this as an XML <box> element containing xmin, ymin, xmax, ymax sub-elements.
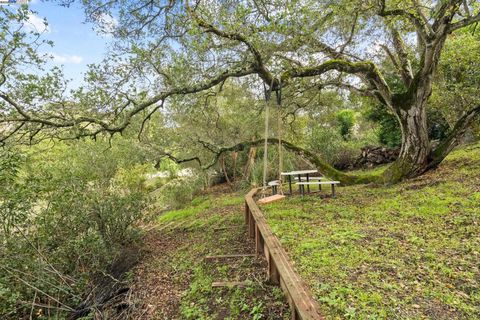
<box><xmin>122</xmin><ymin>187</ymin><xmax>290</xmax><ymax>319</ymax></box>
<box><xmin>262</xmin><ymin>143</ymin><xmax>480</xmax><ymax>319</ymax></box>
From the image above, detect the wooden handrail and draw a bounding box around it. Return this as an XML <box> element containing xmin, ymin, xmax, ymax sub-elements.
<box><xmin>245</xmin><ymin>188</ymin><xmax>323</xmax><ymax>320</ymax></box>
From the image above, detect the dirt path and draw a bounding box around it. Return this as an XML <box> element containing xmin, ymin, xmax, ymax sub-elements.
<box><xmin>117</xmin><ymin>187</ymin><xmax>290</xmax><ymax>319</ymax></box>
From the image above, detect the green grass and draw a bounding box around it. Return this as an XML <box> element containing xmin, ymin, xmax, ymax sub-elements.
<box><xmin>157</xmin><ymin>194</ymin><xmax>245</xmax><ymax>224</ymax></box>
<box><xmin>347</xmin><ymin>163</ymin><xmax>389</xmax><ymax>177</ymax></box>
<box><xmin>151</xmin><ymin>189</ymin><xmax>290</xmax><ymax>319</ymax></box>
<box><xmin>262</xmin><ymin>143</ymin><xmax>480</xmax><ymax>319</ymax></box>
<box><xmin>217</xmin><ymin>194</ymin><xmax>245</xmax><ymax>206</ymax></box>
<box><xmin>157</xmin><ymin>195</ymin><xmax>212</xmax><ymax>223</ymax></box>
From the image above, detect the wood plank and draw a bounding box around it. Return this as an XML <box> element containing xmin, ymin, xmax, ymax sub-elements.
<box><xmin>257</xmin><ymin>194</ymin><xmax>286</xmax><ymax>204</ymax></box>
<box><xmin>296</xmin><ymin>181</ymin><xmax>340</xmax><ymax>185</ymax></box>
<box><xmin>205</xmin><ymin>253</ymin><xmax>257</xmax><ymax>260</ymax></box>
<box><xmin>294</xmin><ymin>176</ymin><xmax>323</xmax><ymax>180</ymax></box>
<box><xmin>268</xmin><ymin>180</ymin><xmax>280</xmax><ymax>186</ymax></box>
<box><xmin>281</xmin><ymin>170</ymin><xmax>318</xmax><ymax>175</ymax></box>
<box><xmin>245</xmin><ymin>188</ymin><xmax>324</xmax><ymax>320</ymax></box>
<box><xmin>213</xmin><ymin>225</ymin><xmax>243</xmax><ymax>231</ymax></box>
<box><xmin>212</xmin><ymin>281</ymin><xmax>250</xmax><ymax>288</ymax></box>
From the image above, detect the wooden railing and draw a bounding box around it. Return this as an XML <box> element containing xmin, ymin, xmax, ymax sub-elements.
<box><xmin>244</xmin><ymin>188</ymin><xmax>324</xmax><ymax>320</ymax></box>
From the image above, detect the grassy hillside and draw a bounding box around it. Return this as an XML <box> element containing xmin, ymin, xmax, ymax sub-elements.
<box><xmin>261</xmin><ymin>143</ymin><xmax>480</xmax><ymax>319</ymax></box>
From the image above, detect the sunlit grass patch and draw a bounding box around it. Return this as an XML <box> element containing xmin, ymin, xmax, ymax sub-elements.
<box><xmin>215</xmin><ymin>194</ymin><xmax>245</xmax><ymax>206</ymax></box>
<box><xmin>157</xmin><ymin>192</ymin><xmax>245</xmax><ymax>225</ymax></box>
<box><xmin>158</xmin><ymin>196</ymin><xmax>212</xmax><ymax>223</ymax></box>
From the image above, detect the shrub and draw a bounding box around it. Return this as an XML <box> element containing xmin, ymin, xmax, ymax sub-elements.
<box><xmin>365</xmin><ymin>104</ymin><xmax>402</xmax><ymax>148</ymax></box>
<box><xmin>0</xmin><ymin>141</ymin><xmax>149</xmax><ymax>318</ymax></box>
<box><xmin>308</xmin><ymin>125</ymin><xmax>378</xmax><ymax>170</ymax></box>
<box><xmin>336</xmin><ymin>109</ymin><xmax>356</xmax><ymax>140</ymax></box>
<box><xmin>156</xmin><ymin>170</ymin><xmax>206</xmax><ymax>209</ymax></box>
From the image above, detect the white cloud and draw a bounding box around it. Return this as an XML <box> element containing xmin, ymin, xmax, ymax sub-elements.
<box><xmin>25</xmin><ymin>13</ymin><xmax>50</xmax><ymax>33</ymax></box>
<box><xmin>94</xmin><ymin>13</ymin><xmax>118</xmax><ymax>35</ymax></box>
<box><xmin>18</xmin><ymin>0</ymin><xmax>40</xmax><ymax>4</ymax></box>
<box><xmin>51</xmin><ymin>53</ymin><xmax>84</xmax><ymax>64</ymax></box>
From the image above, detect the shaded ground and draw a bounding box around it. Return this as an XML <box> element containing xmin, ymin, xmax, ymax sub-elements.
<box><xmin>118</xmin><ymin>185</ymin><xmax>290</xmax><ymax>319</ymax></box>
<box><xmin>261</xmin><ymin>143</ymin><xmax>480</xmax><ymax>319</ymax></box>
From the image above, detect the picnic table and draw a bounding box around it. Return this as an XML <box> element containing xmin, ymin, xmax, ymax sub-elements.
<box><xmin>281</xmin><ymin>170</ymin><xmax>318</xmax><ymax>194</ymax></box>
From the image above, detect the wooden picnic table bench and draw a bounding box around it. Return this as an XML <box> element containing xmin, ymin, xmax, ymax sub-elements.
<box><xmin>281</xmin><ymin>170</ymin><xmax>318</xmax><ymax>194</ymax></box>
<box><xmin>293</xmin><ymin>176</ymin><xmax>323</xmax><ymax>181</ymax></box>
<box><xmin>296</xmin><ymin>181</ymin><xmax>340</xmax><ymax>197</ymax></box>
<box><xmin>267</xmin><ymin>180</ymin><xmax>280</xmax><ymax>194</ymax></box>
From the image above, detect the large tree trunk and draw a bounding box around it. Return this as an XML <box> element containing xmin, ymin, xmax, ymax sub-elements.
<box><xmin>382</xmin><ymin>34</ymin><xmax>443</xmax><ymax>183</ymax></box>
<box><xmin>383</xmin><ymin>100</ymin><xmax>480</xmax><ymax>183</ymax></box>
<box><xmin>383</xmin><ymin>101</ymin><xmax>431</xmax><ymax>182</ymax></box>
<box><xmin>242</xmin><ymin>146</ymin><xmax>257</xmax><ymax>181</ymax></box>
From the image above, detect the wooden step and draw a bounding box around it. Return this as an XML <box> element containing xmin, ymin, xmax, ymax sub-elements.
<box><xmin>213</xmin><ymin>225</ymin><xmax>243</xmax><ymax>231</ymax></box>
<box><xmin>212</xmin><ymin>281</ymin><xmax>250</xmax><ymax>288</ymax></box>
<box><xmin>257</xmin><ymin>194</ymin><xmax>286</xmax><ymax>204</ymax></box>
<box><xmin>205</xmin><ymin>253</ymin><xmax>257</xmax><ymax>261</ymax></box>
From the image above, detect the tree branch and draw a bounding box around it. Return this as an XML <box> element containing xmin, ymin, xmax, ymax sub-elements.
<box><xmin>282</xmin><ymin>60</ymin><xmax>392</xmax><ymax>106</ymax></box>
<box><xmin>390</xmin><ymin>27</ymin><xmax>414</xmax><ymax>86</ymax></box>
<box><xmin>377</xmin><ymin>0</ymin><xmax>430</xmax><ymax>41</ymax></box>
<box><xmin>0</xmin><ymin>65</ymin><xmax>257</xmax><ymax>141</ymax></box>
<box><xmin>429</xmin><ymin>104</ymin><xmax>480</xmax><ymax>168</ymax></box>
<box><xmin>310</xmin><ymin>80</ymin><xmax>377</xmax><ymax>98</ymax></box>
<box><xmin>448</xmin><ymin>11</ymin><xmax>480</xmax><ymax>32</ymax></box>
<box><xmin>158</xmin><ymin>152</ymin><xmax>203</xmax><ymax>167</ymax></box>
<box><xmin>187</xmin><ymin>6</ymin><xmax>275</xmax><ymax>86</ymax></box>
<box><xmin>167</xmin><ymin>138</ymin><xmax>382</xmax><ymax>185</ymax></box>
<box><xmin>432</xmin><ymin>0</ymin><xmax>463</xmax><ymax>31</ymax></box>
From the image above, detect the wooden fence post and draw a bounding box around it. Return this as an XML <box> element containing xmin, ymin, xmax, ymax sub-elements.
<box><xmin>245</xmin><ymin>201</ymin><xmax>249</xmax><ymax>225</ymax></box>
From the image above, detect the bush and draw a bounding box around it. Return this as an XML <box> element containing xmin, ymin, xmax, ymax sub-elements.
<box><xmin>0</xmin><ymin>141</ymin><xmax>149</xmax><ymax>318</ymax></box>
<box><xmin>336</xmin><ymin>109</ymin><xmax>356</xmax><ymax>140</ymax></box>
<box><xmin>308</xmin><ymin>126</ymin><xmax>361</xmax><ymax>168</ymax></box>
<box><xmin>365</xmin><ymin>104</ymin><xmax>402</xmax><ymax>148</ymax></box>
<box><xmin>156</xmin><ymin>170</ymin><xmax>206</xmax><ymax>209</ymax></box>
<box><xmin>308</xmin><ymin>125</ymin><xmax>378</xmax><ymax>170</ymax></box>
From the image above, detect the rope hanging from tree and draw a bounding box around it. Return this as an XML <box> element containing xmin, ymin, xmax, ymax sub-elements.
<box><xmin>261</xmin><ymin>77</ymin><xmax>284</xmax><ymax>196</ymax></box>
<box><xmin>276</xmin><ymin>78</ymin><xmax>284</xmax><ymax>195</ymax></box>
<box><xmin>261</xmin><ymin>79</ymin><xmax>273</xmax><ymax>195</ymax></box>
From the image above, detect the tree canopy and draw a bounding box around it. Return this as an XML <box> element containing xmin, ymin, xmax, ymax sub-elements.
<box><xmin>1</xmin><ymin>0</ymin><xmax>480</xmax><ymax>183</ymax></box>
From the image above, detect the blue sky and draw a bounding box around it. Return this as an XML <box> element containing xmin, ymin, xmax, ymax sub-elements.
<box><xmin>25</xmin><ymin>0</ymin><xmax>112</xmax><ymax>88</ymax></box>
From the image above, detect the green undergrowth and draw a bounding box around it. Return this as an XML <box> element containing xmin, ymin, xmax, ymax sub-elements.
<box><xmin>261</xmin><ymin>143</ymin><xmax>480</xmax><ymax>320</ymax></box>
<box><xmin>157</xmin><ymin>194</ymin><xmax>244</xmax><ymax>224</ymax></box>
<box><xmin>152</xmin><ymin>190</ymin><xmax>289</xmax><ymax>319</ymax></box>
